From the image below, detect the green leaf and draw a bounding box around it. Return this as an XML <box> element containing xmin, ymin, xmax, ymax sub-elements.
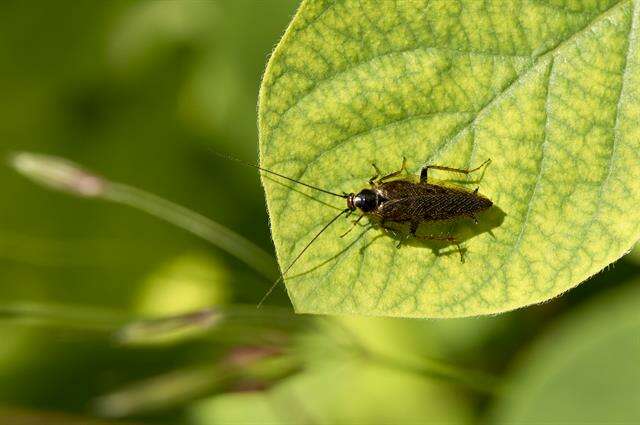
<box><xmin>191</xmin><ymin>316</ymin><xmax>473</xmax><ymax>424</ymax></box>
<box><xmin>491</xmin><ymin>278</ymin><xmax>640</xmax><ymax>423</ymax></box>
<box><xmin>258</xmin><ymin>0</ymin><xmax>640</xmax><ymax>317</ymax></box>
<box><xmin>190</xmin><ymin>392</ymin><xmax>282</xmax><ymax>425</ymax></box>
<box><xmin>135</xmin><ymin>252</ymin><xmax>230</xmax><ymax>317</ymax></box>
<box><xmin>628</xmin><ymin>242</ymin><xmax>640</xmax><ymax>264</ymax></box>
<box><xmin>191</xmin><ymin>364</ymin><xmax>472</xmax><ymax>425</ymax></box>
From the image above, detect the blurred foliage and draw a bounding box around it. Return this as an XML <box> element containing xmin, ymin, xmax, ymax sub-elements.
<box><xmin>629</xmin><ymin>243</ymin><xmax>640</xmax><ymax>265</ymax></box>
<box><xmin>0</xmin><ymin>1</ymin><xmax>638</xmax><ymax>424</ymax></box>
<box><xmin>135</xmin><ymin>253</ymin><xmax>230</xmax><ymax>317</ymax></box>
<box><xmin>492</xmin><ymin>278</ymin><xmax>640</xmax><ymax>423</ymax></box>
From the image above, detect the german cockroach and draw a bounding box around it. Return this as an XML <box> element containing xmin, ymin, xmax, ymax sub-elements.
<box><xmin>222</xmin><ymin>154</ymin><xmax>493</xmax><ymax>305</ymax></box>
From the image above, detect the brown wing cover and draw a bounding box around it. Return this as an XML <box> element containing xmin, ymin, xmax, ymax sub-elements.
<box><xmin>375</xmin><ymin>180</ymin><xmax>492</xmax><ymax>222</ymax></box>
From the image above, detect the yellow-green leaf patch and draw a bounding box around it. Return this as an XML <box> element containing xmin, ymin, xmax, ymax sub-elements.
<box><xmin>258</xmin><ymin>0</ymin><xmax>640</xmax><ymax>317</ymax></box>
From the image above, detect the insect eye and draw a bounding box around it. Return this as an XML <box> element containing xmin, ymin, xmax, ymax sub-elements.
<box><xmin>354</xmin><ymin>190</ymin><xmax>378</xmax><ymax>212</ymax></box>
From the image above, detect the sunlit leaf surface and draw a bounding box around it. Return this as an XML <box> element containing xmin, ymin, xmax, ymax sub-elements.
<box><xmin>259</xmin><ymin>0</ymin><xmax>640</xmax><ymax>317</ymax></box>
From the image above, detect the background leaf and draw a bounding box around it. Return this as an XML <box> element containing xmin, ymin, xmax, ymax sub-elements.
<box><xmin>191</xmin><ymin>363</ymin><xmax>472</xmax><ymax>425</ymax></box>
<box><xmin>491</xmin><ymin>278</ymin><xmax>640</xmax><ymax>423</ymax></box>
<box><xmin>190</xmin><ymin>316</ymin><xmax>473</xmax><ymax>425</ymax></box>
<box><xmin>258</xmin><ymin>0</ymin><xmax>640</xmax><ymax>317</ymax></box>
<box><xmin>628</xmin><ymin>242</ymin><xmax>640</xmax><ymax>264</ymax></box>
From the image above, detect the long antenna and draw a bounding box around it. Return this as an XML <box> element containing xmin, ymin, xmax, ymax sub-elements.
<box><xmin>213</xmin><ymin>151</ymin><xmax>348</xmax><ymax>199</ymax></box>
<box><xmin>257</xmin><ymin>208</ymin><xmax>351</xmax><ymax>308</ymax></box>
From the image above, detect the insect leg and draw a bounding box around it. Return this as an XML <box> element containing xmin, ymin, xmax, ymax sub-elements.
<box><xmin>369</xmin><ymin>163</ymin><xmax>382</xmax><ymax>185</ymax></box>
<box><xmin>340</xmin><ymin>214</ymin><xmax>365</xmax><ymax>238</ymax></box>
<box><xmin>378</xmin><ymin>156</ymin><xmax>407</xmax><ymax>183</ymax></box>
<box><xmin>396</xmin><ymin>234</ymin><xmax>409</xmax><ymax>249</ymax></box>
<box><xmin>379</xmin><ymin>221</ymin><xmax>405</xmax><ymax>248</ymax></box>
<box><xmin>413</xmin><ymin>234</ymin><xmax>458</xmax><ymax>242</ymax></box>
<box><xmin>409</xmin><ymin>220</ymin><xmax>419</xmax><ymax>236</ymax></box>
<box><xmin>413</xmin><ymin>233</ymin><xmax>463</xmax><ymax>261</ymax></box>
<box><xmin>420</xmin><ymin>158</ymin><xmax>491</xmax><ymax>183</ymax></box>
<box><xmin>456</xmin><ymin>243</ymin><xmax>465</xmax><ymax>263</ymax></box>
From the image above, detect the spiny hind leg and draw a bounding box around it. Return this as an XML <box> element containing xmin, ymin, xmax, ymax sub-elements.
<box><xmin>420</xmin><ymin>158</ymin><xmax>491</xmax><ymax>183</ymax></box>
<box><xmin>411</xmin><ymin>231</ymin><xmax>464</xmax><ymax>262</ymax></box>
<box><xmin>432</xmin><ymin>243</ymin><xmax>467</xmax><ymax>263</ymax></box>
<box><xmin>389</xmin><ymin>220</ymin><xmax>459</xmax><ymax>250</ymax></box>
<box><xmin>414</xmin><ymin>233</ymin><xmax>458</xmax><ymax>243</ymax></box>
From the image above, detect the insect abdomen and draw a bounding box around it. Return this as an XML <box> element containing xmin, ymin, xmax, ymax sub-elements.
<box><xmin>376</xmin><ymin>181</ymin><xmax>492</xmax><ymax>223</ymax></box>
<box><xmin>422</xmin><ymin>189</ymin><xmax>492</xmax><ymax>221</ymax></box>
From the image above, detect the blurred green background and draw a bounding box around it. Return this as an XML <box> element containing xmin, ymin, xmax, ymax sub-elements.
<box><xmin>0</xmin><ymin>1</ymin><xmax>638</xmax><ymax>424</ymax></box>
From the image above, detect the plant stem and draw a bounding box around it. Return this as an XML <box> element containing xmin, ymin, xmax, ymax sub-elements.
<box><xmin>362</xmin><ymin>348</ymin><xmax>501</xmax><ymax>394</ymax></box>
<box><xmin>0</xmin><ymin>303</ymin><xmax>125</xmax><ymax>332</ymax></box>
<box><xmin>8</xmin><ymin>152</ymin><xmax>279</xmax><ymax>280</ymax></box>
<box><xmin>331</xmin><ymin>321</ymin><xmax>501</xmax><ymax>394</ymax></box>
<box><xmin>104</xmin><ymin>183</ymin><xmax>278</xmax><ymax>280</ymax></box>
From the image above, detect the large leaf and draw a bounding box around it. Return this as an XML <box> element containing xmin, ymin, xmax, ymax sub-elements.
<box><xmin>491</xmin><ymin>279</ymin><xmax>640</xmax><ymax>423</ymax></box>
<box><xmin>258</xmin><ymin>0</ymin><xmax>640</xmax><ymax>317</ymax></box>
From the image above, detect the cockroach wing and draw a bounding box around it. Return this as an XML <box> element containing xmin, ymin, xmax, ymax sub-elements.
<box><xmin>376</xmin><ymin>180</ymin><xmax>492</xmax><ymax>223</ymax></box>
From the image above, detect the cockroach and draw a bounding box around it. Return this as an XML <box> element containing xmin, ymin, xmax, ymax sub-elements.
<box><xmin>221</xmin><ymin>154</ymin><xmax>493</xmax><ymax>305</ymax></box>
